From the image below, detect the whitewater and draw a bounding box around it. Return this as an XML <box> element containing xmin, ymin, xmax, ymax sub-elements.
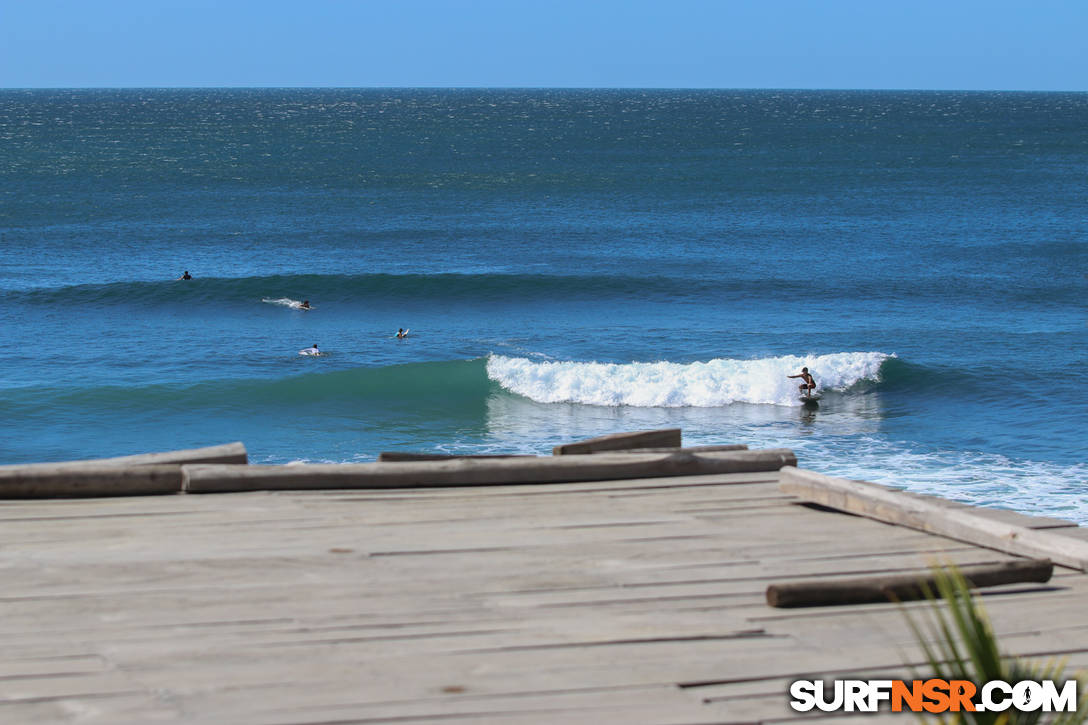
<box><xmin>486</xmin><ymin>352</ymin><xmax>890</xmax><ymax>407</ymax></box>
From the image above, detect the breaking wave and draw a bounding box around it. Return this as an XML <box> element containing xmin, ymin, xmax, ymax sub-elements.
<box><xmin>486</xmin><ymin>352</ymin><xmax>893</xmax><ymax>407</ymax></box>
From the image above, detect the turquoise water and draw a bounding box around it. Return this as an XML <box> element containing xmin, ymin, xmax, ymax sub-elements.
<box><xmin>1</xmin><ymin>89</ymin><xmax>1084</xmax><ymax>521</ymax></box>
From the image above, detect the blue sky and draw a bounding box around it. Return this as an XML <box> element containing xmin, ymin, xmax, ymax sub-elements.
<box><xmin>1</xmin><ymin>0</ymin><xmax>1085</xmax><ymax>90</ymax></box>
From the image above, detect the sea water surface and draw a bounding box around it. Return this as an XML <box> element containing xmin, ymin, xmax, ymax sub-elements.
<box><xmin>0</xmin><ymin>89</ymin><xmax>1084</xmax><ymax>521</ymax></box>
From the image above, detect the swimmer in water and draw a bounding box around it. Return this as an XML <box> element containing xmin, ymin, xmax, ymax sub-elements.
<box><xmin>177</xmin><ymin>270</ymin><xmax>192</xmax><ymax>280</ymax></box>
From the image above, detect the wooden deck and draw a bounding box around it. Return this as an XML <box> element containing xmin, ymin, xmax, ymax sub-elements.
<box><xmin>1</xmin><ymin>468</ymin><xmax>1086</xmax><ymax>724</ymax></box>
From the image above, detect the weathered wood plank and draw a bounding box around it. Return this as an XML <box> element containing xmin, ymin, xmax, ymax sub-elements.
<box><xmin>552</xmin><ymin>428</ymin><xmax>682</xmax><ymax>455</ymax></box>
<box><xmin>184</xmin><ymin>449</ymin><xmax>797</xmax><ymax>493</ymax></box>
<box><xmin>279</xmin><ymin>471</ymin><xmax>783</xmax><ymax>500</ymax></box>
<box><xmin>0</xmin><ymin>465</ymin><xmax>1084</xmax><ymax>725</ymax></box>
<box><xmin>0</xmin><ymin>669</ymin><xmax>143</xmax><ymax>704</ymax></box>
<box><xmin>378</xmin><ymin>452</ymin><xmax>537</xmax><ymax>462</ymax></box>
<box><xmin>780</xmin><ymin>467</ymin><xmax>1088</xmax><ymax>571</ymax></box>
<box><xmin>901</xmin><ymin>495</ymin><xmax>1082</xmax><ymax>531</ymax></box>
<box><xmin>0</xmin><ymin>465</ymin><xmax>183</xmax><ymax>499</ymax></box>
<box><xmin>765</xmin><ymin>559</ymin><xmax>1054</xmax><ymax>608</ymax></box>
<box><xmin>0</xmin><ymin>442</ymin><xmax>247</xmax><ymax>469</ymax></box>
<box><xmin>605</xmin><ymin>444</ymin><xmax>747</xmax><ymax>455</ymax></box>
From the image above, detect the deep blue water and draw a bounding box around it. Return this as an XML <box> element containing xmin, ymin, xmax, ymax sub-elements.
<box><xmin>1</xmin><ymin>89</ymin><xmax>1084</xmax><ymax>521</ymax></box>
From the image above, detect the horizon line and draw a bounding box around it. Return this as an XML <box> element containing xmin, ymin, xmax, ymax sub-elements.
<box><xmin>2</xmin><ymin>85</ymin><xmax>1086</xmax><ymax>93</ymax></box>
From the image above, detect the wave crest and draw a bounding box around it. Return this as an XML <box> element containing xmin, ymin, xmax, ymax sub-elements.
<box><xmin>486</xmin><ymin>352</ymin><xmax>892</xmax><ymax>407</ymax></box>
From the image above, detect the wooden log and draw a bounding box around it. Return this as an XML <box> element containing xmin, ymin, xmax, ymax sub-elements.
<box><xmin>382</xmin><ymin>445</ymin><xmax>747</xmax><ymax>461</ymax></box>
<box><xmin>766</xmin><ymin>559</ymin><xmax>1054</xmax><ymax>608</ymax></box>
<box><xmin>378</xmin><ymin>452</ymin><xmax>536</xmax><ymax>462</ymax></box>
<box><xmin>185</xmin><ymin>449</ymin><xmax>797</xmax><ymax>494</ymax></box>
<box><xmin>0</xmin><ymin>465</ymin><xmax>184</xmax><ymax>499</ymax></box>
<box><xmin>780</xmin><ymin>467</ymin><xmax>1088</xmax><ymax>572</ymax></box>
<box><xmin>606</xmin><ymin>444</ymin><xmax>747</xmax><ymax>455</ymax></box>
<box><xmin>553</xmin><ymin>429</ymin><xmax>682</xmax><ymax>455</ymax></box>
<box><xmin>0</xmin><ymin>442</ymin><xmax>248</xmax><ymax>470</ymax></box>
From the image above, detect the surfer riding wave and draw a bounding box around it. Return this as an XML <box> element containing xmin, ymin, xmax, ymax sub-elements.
<box><xmin>788</xmin><ymin>367</ymin><xmax>816</xmax><ymax>396</ymax></box>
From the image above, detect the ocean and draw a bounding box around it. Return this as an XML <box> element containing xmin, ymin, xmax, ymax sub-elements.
<box><xmin>1</xmin><ymin>88</ymin><xmax>1084</xmax><ymax>522</ymax></box>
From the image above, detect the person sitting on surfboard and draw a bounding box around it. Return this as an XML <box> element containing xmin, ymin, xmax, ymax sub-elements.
<box><xmin>788</xmin><ymin>367</ymin><xmax>816</xmax><ymax>395</ymax></box>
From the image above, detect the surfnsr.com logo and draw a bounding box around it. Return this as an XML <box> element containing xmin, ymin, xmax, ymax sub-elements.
<box><xmin>789</xmin><ymin>679</ymin><xmax>1080</xmax><ymax>713</ymax></box>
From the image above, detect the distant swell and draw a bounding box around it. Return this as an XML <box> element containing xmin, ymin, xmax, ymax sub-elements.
<box><xmin>0</xmin><ymin>359</ymin><xmax>494</xmax><ymax>416</ymax></box>
<box><xmin>11</xmin><ymin>272</ymin><xmax>1078</xmax><ymax>309</ymax></box>
<box><xmin>486</xmin><ymin>352</ymin><xmax>893</xmax><ymax>407</ymax></box>
<box><xmin>13</xmin><ymin>272</ymin><xmax>719</xmax><ymax>308</ymax></box>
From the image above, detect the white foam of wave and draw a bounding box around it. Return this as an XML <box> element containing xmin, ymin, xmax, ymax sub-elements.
<box><xmin>677</xmin><ymin>427</ymin><xmax>1088</xmax><ymax>525</ymax></box>
<box><xmin>262</xmin><ymin>297</ymin><xmax>307</xmax><ymax>309</ymax></box>
<box><xmin>806</xmin><ymin>439</ymin><xmax>1088</xmax><ymax>526</ymax></box>
<box><xmin>486</xmin><ymin>352</ymin><xmax>891</xmax><ymax>407</ymax></box>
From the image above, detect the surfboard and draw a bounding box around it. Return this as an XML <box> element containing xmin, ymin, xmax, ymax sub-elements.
<box><xmin>800</xmin><ymin>394</ymin><xmax>821</xmax><ymax>406</ymax></box>
<box><xmin>299</xmin><ymin>348</ymin><xmax>323</xmax><ymax>356</ymax></box>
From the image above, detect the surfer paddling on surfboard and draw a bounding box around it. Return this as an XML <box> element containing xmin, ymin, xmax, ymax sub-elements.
<box><xmin>396</xmin><ymin>328</ymin><xmax>409</xmax><ymax>339</ymax></box>
<box><xmin>788</xmin><ymin>367</ymin><xmax>816</xmax><ymax>397</ymax></box>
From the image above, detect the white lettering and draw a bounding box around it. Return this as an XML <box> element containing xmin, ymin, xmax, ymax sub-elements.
<box><xmin>818</xmin><ymin>680</ymin><xmax>844</xmax><ymax>712</ymax></box>
<box><xmin>789</xmin><ymin>680</ymin><xmax>817</xmax><ymax>712</ymax></box>
<box><xmin>982</xmin><ymin>680</ymin><xmax>1012</xmax><ymax>712</ymax></box>
<box><xmin>1013</xmin><ymin>681</ymin><xmax>1043</xmax><ymax>712</ymax></box>
<box><xmin>845</xmin><ymin>680</ymin><xmax>869</xmax><ymax>711</ymax></box>
<box><xmin>1042</xmin><ymin>680</ymin><xmax>1079</xmax><ymax>713</ymax></box>
<box><xmin>868</xmin><ymin>680</ymin><xmax>894</xmax><ymax>711</ymax></box>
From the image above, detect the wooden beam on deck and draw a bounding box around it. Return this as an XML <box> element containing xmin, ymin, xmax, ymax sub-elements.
<box><xmin>185</xmin><ymin>449</ymin><xmax>796</xmax><ymax>494</ymax></box>
<box><xmin>780</xmin><ymin>466</ymin><xmax>1088</xmax><ymax>572</ymax></box>
<box><xmin>766</xmin><ymin>559</ymin><xmax>1054</xmax><ymax>608</ymax></box>
<box><xmin>607</xmin><ymin>445</ymin><xmax>748</xmax><ymax>455</ymax></box>
<box><xmin>553</xmin><ymin>429</ymin><xmax>682</xmax><ymax>455</ymax></box>
<box><xmin>0</xmin><ymin>465</ymin><xmax>184</xmax><ymax>498</ymax></box>
<box><xmin>378</xmin><ymin>453</ymin><xmax>536</xmax><ymax>462</ymax></box>
<box><xmin>0</xmin><ymin>442</ymin><xmax>248</xmax><ymax>470</ymax></box>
